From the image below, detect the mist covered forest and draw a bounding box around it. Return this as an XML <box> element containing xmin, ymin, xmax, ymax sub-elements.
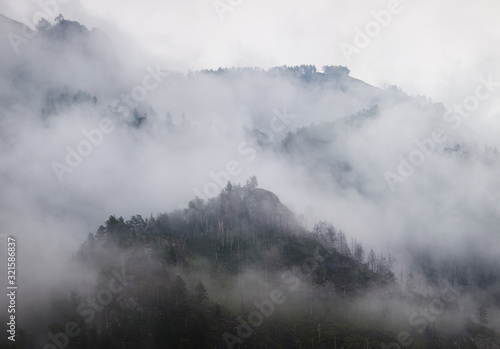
<box><xmin>1</xmin><ymin>4</ymin><xmax>500</xmax><ymax>349</ymax></box>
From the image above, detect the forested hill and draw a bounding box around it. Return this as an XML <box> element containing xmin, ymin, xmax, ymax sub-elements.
<box><xmin>4</xmin><ymin>179</ymin><xmax>492</xmax><ymax>348</ymax></box>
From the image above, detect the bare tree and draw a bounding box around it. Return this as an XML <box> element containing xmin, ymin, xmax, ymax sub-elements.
<box><xmin>368</xmin><ymin>249</ymin><xmax>377</xmax><ymax>271</ymax></box>
<box><xmin>353</xmin><ymin>239</ymin><xmax>365</xmax><ymax>264</ymax></box>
